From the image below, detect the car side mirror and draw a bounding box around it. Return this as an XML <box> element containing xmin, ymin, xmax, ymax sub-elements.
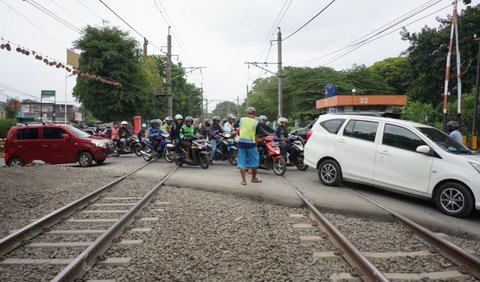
<box><xmin>416</xmin><ymin>145</ymin><xmax>431</xmax><ymax>155</ymax></box>
<box><xmin>63</xmin><ymin>134</ymin><xmax>70</xmax><ymax>140</ymax></box>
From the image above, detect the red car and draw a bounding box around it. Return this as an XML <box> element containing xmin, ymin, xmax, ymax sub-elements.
<box><xmin>4</xmin><ymin>124</ymin><xmax>114</xmax><ymax>167</ymax></box>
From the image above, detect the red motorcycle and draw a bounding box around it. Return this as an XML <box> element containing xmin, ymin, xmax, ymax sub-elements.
<box><xmin>257</xmin><ymin>135</ymin><xmax>287</xmax><ymax>176</ymax></box>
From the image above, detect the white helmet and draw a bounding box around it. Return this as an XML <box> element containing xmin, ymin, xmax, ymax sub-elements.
<box><xmin>121</xmin><ymin>121</ymin><xmax>128</xmax><ymax>125</ymax></box>
<box><xmin>141</xmin><ymin>123</ymin><xmax>146</xmax><ymax>127</ymax></box>
<box><xmin>278</xmin><ymin>117</ymin><xmax>288</xmax><ymax>124</ymax></box>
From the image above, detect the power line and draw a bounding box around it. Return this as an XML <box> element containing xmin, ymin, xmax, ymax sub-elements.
<box><xmin>74</xmin><ymin>0</ymin><xmax>105</xmax><ymax>22</ymax></box>
<box><xmin>322</xmin><ymin>3</ymin><xmax>451</xmax><ymax>66</ymax></box>
<box><xmin>283</xmin><ymin>0</ymin><xmax>336</xmax><ymax>41</ymax></box>
<box><xmin>0</xmin><ymin>0</ymin><xmax>68</xmax><ymax>48</ymax></box>
<box><xmin>47</xmin><ymin>0</ymin><xmax>89</xmax><ymax>26</ymax></box>
<box><xmin>293</xmin><ymin>0</ymin><xmax>445</xmax><ymax>66</ymax></box>
<box><xmin>24</xmin><ymin>0</ymin><xmax>81</xmax><ymax>33</ymax></box>
<box><xmin>0</xmin><ymin>81</ymin><xmax>40</xmax><ymax>101</ymax></box>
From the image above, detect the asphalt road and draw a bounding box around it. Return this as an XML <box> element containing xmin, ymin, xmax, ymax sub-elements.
<box><xmin>3</xmin><ymin>154</ymin><xmax>480</xmax><ymax>238</ymax></box>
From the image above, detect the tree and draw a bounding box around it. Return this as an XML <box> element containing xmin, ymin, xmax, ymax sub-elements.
<box><xmin>72</xmin><ymin>26</ymin><xmax>150</xmax><ymax>121</ymax></box>
<box><xmin>368</xmin><ymin>57</ymin><xmax>412</xmax><ymax>94</ymax></box>
<box><xmin>6</xmin><ymin>98</ymin><xmax>21</xmax><ymax>119</ymax></box>
<box><xmin>212</xmin><ymin>101</ymin><xmax>237</xmax><ymax>118</ymax></box>
<box><xmin>401</xmin><ymin>101</ymin><xmax>441</xmax><ymax>126</ymax></box>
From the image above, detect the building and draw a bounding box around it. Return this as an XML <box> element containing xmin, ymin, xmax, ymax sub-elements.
<box><xmin>19</xmin><ymin>101</ymin><xmax>82</xmax><ymax>123</ymax></box>
<box><xmin>316</xmin><ymin>94</ymin><xmax>408</xmax><ymax>113</ymax></box>
<box><xmin>0</xmin><ymin>101</ymin><xmax>6</xmax><ymax>119</ymax></box>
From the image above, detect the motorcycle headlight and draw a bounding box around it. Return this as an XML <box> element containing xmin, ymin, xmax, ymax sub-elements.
<box><xmin>91</xmin><ymin>140</ymin><xmax>106</xmax><ymax>148</ymax></box>
<box><xmin>469</xmin><ymin>161</ymin><xmax>480</xmax><ymax>174</ymax></box>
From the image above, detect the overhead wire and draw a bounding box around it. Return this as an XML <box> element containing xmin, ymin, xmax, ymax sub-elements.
<box><xmin>47</xmin><ymin>0</ymin><xmax>89</xmax><ymax>26</ymax></box>
<box><xmin>322</xmin><ymin>3</ymin><xmax>451</xmax><ymax>66</ymax></box>
<box><xmin>24</xmin><ymin>0</ymin><xmax>82</xmax><ymax>33</ymax></box>
<box><xmin>74</xmin><ymin>0</ymin><xmax>105</xmax><ymax>22</ymax></box>
<box><xmin>0</xmin><ymin>0</ymin><xmax>68</xmax><ymax>48</ymax></box>
<box><xmin>283</xmin><ymin>0</ymin><xmax>336</xmax><ymax>41</ymax></box>
<box><xmin>292</xmin><ymin>0</ymin><xmax>445</xmax><ymax>66</ymax></box>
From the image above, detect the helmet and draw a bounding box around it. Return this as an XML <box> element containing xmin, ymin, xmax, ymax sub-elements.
<box><xmin>141</xmin><ymin>123</ymin><xmax>146</xmax><ymax>128</ymax></box>
<box><xmin>185</xmin><ymin>116</ymin><xmax>194</xmax><ymax>124</ymax></box>
<box><xmin>259</xmin><ymin>115</ymin><xmax>268</xmax><ymax>123</ymax></box>
<box><xmin>278</xmin><ymin>117</ymin><xmax>288</xmax><ymax>124</ymax></box>
<box><xmin>212</xmin><ymin>116</ymin><xmax>221</xmax><ymax>123</ymax></box>
<box><xmin>121</xmin><ymin>121</ymin><xmax>128</xmax><ymax>125</ymax></box>
<box><xmin>165</xmin><ymin>116</ymin><xmax>173</xmax><ymax>122</ymax></box>
<box><xmin>246</xmin><ymin>107</ymin><xmax>256</xmax><ymax>114</ymax></box>
<box><xmin>175</xmin><ymin>114</ymin><xmax>183</xmax><ymax>120</ymax></box>
<box><xmin>446</xmin><ymin>120</ymin><xmax>459</xmax><ymax>132</ymax></box>
<box><xmin>204</xmin><ymin>119</ymin><xmax>212</xmax><ymax>127</ymax></box>
<box><xmin>151</xmin><ymin>119</ymin><xmax>158</xmax><ymax>124</ymax></box>
<box><xmin>227</xmin><ymin>114</ymin><xmax>236</xmax><ymax>120</ymax></box>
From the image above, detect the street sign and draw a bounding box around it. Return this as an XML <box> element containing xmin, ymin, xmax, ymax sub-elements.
<box><xmin>41</xmin><ymin>90</ymin><xmax>56</xmax><ymax>98</ymax></box>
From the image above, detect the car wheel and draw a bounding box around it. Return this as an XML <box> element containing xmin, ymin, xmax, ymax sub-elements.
<box><xmin>78</xmin><ymin>152</ymin><xmax>93</xmax><ymax>167</ymax></box>
<box><xmin>318</xmin><ymin>159</ymin><xmax>342</xmax><ymax>186</ymax></box>
<box><xmin>8</xmin><ymin>157</ymin><xmax>24</xmax><ymax>167</ymax></box>
<box><xmin>435</xmin><ymin>182</ymin><xmax>474</xmax><ymax>217</ymax></box>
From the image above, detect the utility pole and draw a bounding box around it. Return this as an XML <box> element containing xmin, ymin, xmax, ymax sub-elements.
<box><xmin>236</xmin><ymin>96</ymin><xmax>240</xmax><ymax>118</ymax></box>
<box><xmin>442</xmin><ymin>0</ymin><xmax>462</xmax><ymax>131</ymax></box>
<box><xmin>246</xmin><ymin>84</ymin><xmax>249</xmax><ymax>108</ymax></box>
<box><xmin>205</xmin><ymin>98</ymin><xmax>208</xmax><ymax>117</ymax></box>
<box><xmin>143</xmin><ymin>37</ymin><xmax>148</xmax><ymax>55</ymax></box>
<box><xmin>166</xmin><ymin>27</ymin><xmax>173</xmax><ymax>117</ymax></box>
<box><xmin>277</xmin><ymin>27</ymin><xmax>283</xmax><ymax>118</ymax></box>
<box><xmin>471</xmin><ymin>34</ymin><xmax>480</xmax><ymax>149</ymax></box>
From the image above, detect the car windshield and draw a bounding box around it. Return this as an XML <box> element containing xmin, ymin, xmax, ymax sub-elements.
<box><xmin>417</xmin><ymin>126</ymin><xmax>470</xmax><ymax>154</ymax></box>
<box><xmin>67</xmin><ymin>125</ymin><xmax>92</xmax><ymax>138</ymax></box>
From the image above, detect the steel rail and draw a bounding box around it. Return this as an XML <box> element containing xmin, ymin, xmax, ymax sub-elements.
<box><xmin>287</xmin><ymin>182</ymin><xmax>389</xmax><ymax>282</ymax></box>
<box><xmin>0</xmin><ymin>161</ymin><xmax>152</xmax><ymax>257</ymax></box>
<box><xmin>52</xmin><ymin>167</ymin><xmax>179</xmax><ymax>281</ymax></box>
<box><xmin>352</xmin><ymin>191</ymin><xmax>480</xmax><ymax>279</ymax></box>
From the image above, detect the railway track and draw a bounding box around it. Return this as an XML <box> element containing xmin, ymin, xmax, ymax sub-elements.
<box><xmin>286</xmin><ymin>179</ymin><xmax>480</xmax><ymax>281</ymax></box>
<box><xmin>0</xmin><ymin>161</ymin><xmax>178</xmax><ymax>281</ymax></box>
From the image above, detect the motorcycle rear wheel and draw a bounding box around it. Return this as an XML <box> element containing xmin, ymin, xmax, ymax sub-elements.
<box><xmin>295</xmin><ymin>155</ymin><xmax>309</xmax><ymax>171</ymax></box>
<box><xmin>175</xmin><ymin>155</ymin><xmax>184</xmax><ymax>167</ymax></box>
<box><xmin>133</xmin><ymin>143</ymin><xmax>143</xmax><ymax>157</ymax></box>
<box><xmin>200</xmin><ymin>153</ymin><xmax>210</xmax><ymax>169</ymax></box>
<box><xmin>273</xmin><ymin>158</ymin><xmax>286</xmax><ymax>176</ymax></box>
<box><xmin>228</xmin><ymin>150</ymin><xmax>238</xmax><ymax>166</ymax></box>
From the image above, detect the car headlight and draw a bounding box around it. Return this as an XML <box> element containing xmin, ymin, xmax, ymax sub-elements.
<box><xmin>469</xmin><ymin>161</ymin><xmax>480</xmax><ymax>173</ymax></box>
<box><xmin>92</xmin><ymin>140</ymin><xmax>106</xmax><ymax>148</ymax></box>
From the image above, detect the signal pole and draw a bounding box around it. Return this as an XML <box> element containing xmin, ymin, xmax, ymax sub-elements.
<box><xmin>471</xmin><ymin>34</ymin><xmax>480</xmax><ymax>149</ymax></box>
<box><xmin>442</xmin><ymin>0</ymin><xmax>462</xmax><ymax>131</ymax></box>
<box><xmin>166</xmin><ymin>27</ymin><xmax>173</xmax><ymax>117</ymax></box>
<box><xmin>277</xmin><ymin>27</ymin><xmax>283</xmax><ymax>118</ymax></box>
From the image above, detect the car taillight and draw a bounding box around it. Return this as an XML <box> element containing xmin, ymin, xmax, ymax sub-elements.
<box><xmin>306</xmin><ymin>130</ymin><xmax>312</xmax><ymax>142</ymax></box>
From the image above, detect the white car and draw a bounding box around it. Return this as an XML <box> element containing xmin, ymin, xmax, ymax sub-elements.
<box><xmin>304</xmin><ymin>114</ymin><xmax>480</xmax><ymax>217</ymax></box>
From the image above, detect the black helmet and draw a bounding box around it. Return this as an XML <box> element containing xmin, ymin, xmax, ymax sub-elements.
<box><xmin>446</xmin><ymin>120</ymin><xmax>459</xmax><ymax>132</ymax></box>
<box><xmin>204</xmin><ymin>119</ymin><xmax>212</xmax><ymax>127</ymax></box>
<box><xmin>212</xmin><ymin>116</ymin><xmax>221</xmax><ymax>123</ymax></box>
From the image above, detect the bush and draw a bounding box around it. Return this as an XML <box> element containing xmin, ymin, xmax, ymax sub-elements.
<box><xmin>0</xmin><ymin>118</ymin><xmax>16</xmax><ymax>138</ymax></box>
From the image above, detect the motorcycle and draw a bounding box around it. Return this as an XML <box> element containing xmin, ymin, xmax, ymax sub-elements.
<box><xmin>257</xmin><ymin>135</ymin><xmax>286</xmax><ymax>176</ymax></box>
<box><xmin>112</xmin><ymin>136</ymin><xmax>142</xmax><ymax>157</ymax></box>
<box><xmin>175</xmin><ymin>135</ymin><xmax>211</xmax><ymax>169</ymax></box>
<box><xmin>212</xmin><ymin>132</ymin><xmax>238</xmax><ymax>166</ymax></box>
<box><xmin>286</xmin><ymin>134</ymin><xmax>308</xmax><ymax>171</ymax></box>
<box><xmin>140</xmin><ymin>133</ymin><xmax>175</xmax><ymax>162</ymax></box>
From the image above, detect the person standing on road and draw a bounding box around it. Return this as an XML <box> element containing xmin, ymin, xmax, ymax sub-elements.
<box><xmin>238</xmin><ymin>107</ymin><xmax>262</xmax><ymax>185</ymax></box>
<box><xmin>447</xmin><ymin>120</ymin><xmax>463</xmax><ymax>145</ymax></box>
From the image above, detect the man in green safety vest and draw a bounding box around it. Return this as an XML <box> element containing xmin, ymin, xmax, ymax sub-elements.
<box><xmin>237</xmin><ymin>107</ymin><xmax>262</xmax><ymax>185</ymax></box>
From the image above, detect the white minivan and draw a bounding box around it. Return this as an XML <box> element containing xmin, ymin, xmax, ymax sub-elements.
<box><xmin>304</xmin><ymin>114</ymin><xmax>480</xmax><ymax>217</ymax></box>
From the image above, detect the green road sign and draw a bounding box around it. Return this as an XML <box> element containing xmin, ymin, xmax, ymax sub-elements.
<box><xmin>41</xmin><ymin>90</ymin><xmax>56</xmax><ymax>98</ymax></box>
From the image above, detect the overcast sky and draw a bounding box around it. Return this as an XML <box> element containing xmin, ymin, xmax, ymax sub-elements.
<box><xmin>0</xmin><ymin>0</ymin><xmax>474</xmax><ymax>112</ymax></box>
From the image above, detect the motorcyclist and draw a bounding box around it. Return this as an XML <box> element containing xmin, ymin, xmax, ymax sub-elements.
<box><xmin>163</xmin><ymin>116</ymin><xmax>173</xmax><ymax>133</ymax></box>
<box><xmin>138</xmin><ymin>123</ymin><xmax>148</xmax><ymax>140</ymax></box>
<box><xmin>118</xmin><ymin>121</ymin><xmax>131</xmax><ymax>151</ymax></box>
<box><xmin>224</xmin><ymin>114</ymin><xmax>236</xmax><ymax>134</ymax></box>
<box><xmin>148</xmin><ymin>119</ymin><xmax>164</xmax><ymax>152</ymax></box>
<box><xmin>208</xmin><ymin>116</ymin><xmax>223</xmax><ymax>164</ymax></box>
<box><xmin>275</xmin><ymin>117</ymin><xmax>292</xmax><ymax>158</ymax></box>
<box><xmin>180</xmin><ymin>116</ymin><xmax>196</xmax><ymax>162</ymax></box>
<box><xmin>170</xmin><ymin>114</ymin><xmax>183</xmax><ymax>154</ymax></box>
<box><xmin>258</xmin><ymin>115</ymin><xmax>274</xmax><ymax>137</ymax></box>
<box><xmin>194</xmin><ymin>117</ymin><xmax>207</xmax><ymax>138</ymax></box>
<box><xmin>447</xmin><ymin>120</ymin><xmax>463</xmax><ymax>145</ymax></box>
